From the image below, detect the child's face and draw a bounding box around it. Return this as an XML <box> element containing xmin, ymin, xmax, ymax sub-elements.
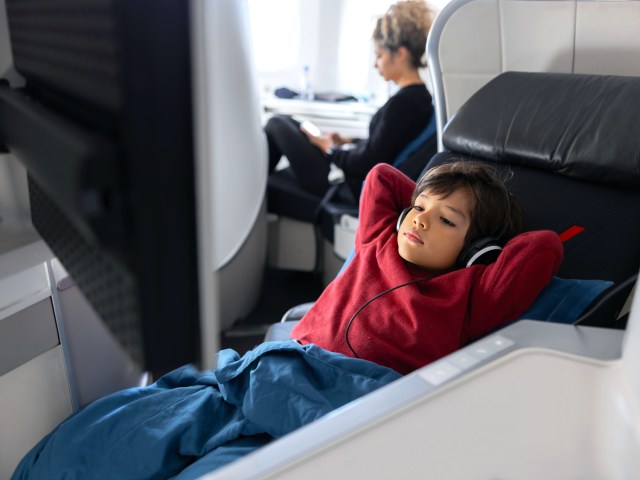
<box><xmin>397</xmin><ymin>187</ymin><xmax>472</xmax><ymax>272</ymax></box>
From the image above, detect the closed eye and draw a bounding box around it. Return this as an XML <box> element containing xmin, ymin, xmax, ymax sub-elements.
<box><xmin>440</xmin><ymin>216</ymin><xmax>456</xmax><ymax>227</ymax></box>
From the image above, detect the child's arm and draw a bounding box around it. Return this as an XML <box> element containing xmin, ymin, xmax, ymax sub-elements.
<box><xmin>466</xmin><ymin>230</ymin><xmax>564</xmax><ymax>341</ymax></box>
<box><xmin>355</xmin><ymin>164</ymin><xmax>415</xmax><ymax>247</ymax></box>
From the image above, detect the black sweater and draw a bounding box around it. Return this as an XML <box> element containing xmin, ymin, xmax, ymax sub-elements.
<box><xmin>330</xmin><ymin>83</ymin><xmax>433</xmax><ymax>195</ymax></box>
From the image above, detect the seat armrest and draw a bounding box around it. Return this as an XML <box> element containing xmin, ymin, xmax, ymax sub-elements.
<box><xmin>264</xmin><ymin>303</ymin><xmax>313</xmax><ymax>343</ymax></box>
<box><xmin>264</xmin><ymin>320</ymin><xmax>300</xmax><ymax>342</ymax></box>
<box><xmin>280</xmin><ymin>302</ymin><xmax>314</xmax><ymax>322</ymax></box>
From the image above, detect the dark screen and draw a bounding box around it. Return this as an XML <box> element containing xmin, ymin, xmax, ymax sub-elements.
<box><xmin>0</xmin><ymin>0</ymin><xmax>201</xmax><ymax>376</ymax></box>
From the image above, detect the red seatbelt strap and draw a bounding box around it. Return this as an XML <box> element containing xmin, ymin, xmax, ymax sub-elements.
<box><xmin>559</xmin><ymin>225</ymin><xmax>585</xmax><ymax>242</ymax></box>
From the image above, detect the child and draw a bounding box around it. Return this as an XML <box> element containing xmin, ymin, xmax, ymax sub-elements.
<box><xmin>291</xmin><ymin>160</ymin><xmax>564</xmax><ymax>374</ymax></box>
<box><xmin>13</xmin><ymin>160</ymin><xmax>563</xmax><ymax>479</ymax></box>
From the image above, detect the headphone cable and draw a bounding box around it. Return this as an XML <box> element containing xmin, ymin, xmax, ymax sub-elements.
<box><xmin>345</xmin><ymin>276</ymin><xmax>432</xmax><ymax>358</ymax></box>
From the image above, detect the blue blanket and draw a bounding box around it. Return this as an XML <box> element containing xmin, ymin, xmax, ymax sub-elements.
<box><xmin>13</xmin><ymin>341</ymin><xmax>401</xmax><ymax>479</ymax></box>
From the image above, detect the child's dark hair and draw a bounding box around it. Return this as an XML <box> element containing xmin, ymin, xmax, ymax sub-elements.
<box><xmin>412</xmin><ymin>161</ymin><xmax>523</xmax><ymax>245</ymax></box>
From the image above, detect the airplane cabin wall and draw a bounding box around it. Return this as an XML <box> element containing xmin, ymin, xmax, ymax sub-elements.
<box><xmin>249</xmin><ymin>0</ymin><xmax>406</xmax><ymax>107</ymax></box>
<box><xmin>429</xmin><ymin>0</ymin><xmax>640</xmax><ymax>141</ymax></box>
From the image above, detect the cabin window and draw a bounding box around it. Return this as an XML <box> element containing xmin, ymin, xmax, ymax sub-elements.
<box><xmin>248</xmin><ymin>0</ymin><xmax>301</xmax><ymax>73</ymax></box>
<box><xmin>248</xmin><ymin>0</ymin><xmax>451</xmax><ymax>100</ymax></box>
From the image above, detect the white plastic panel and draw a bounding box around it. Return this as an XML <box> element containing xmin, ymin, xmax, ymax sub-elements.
<box><xmin>622</xmin><ymin>278</ymin><xmax>640</xmax><ymax>418</ymax></box>
<box><xmin>438</xmin><ymin>0</ymin><xmax>501</xmax><ymax>120</ymax></box>
<box><xmin>218</xmin><ymin>199</ymin><xmax>268</xmax><ymax>330</ymax></box>
<box><xmin>438</xmin><ymin>0</ymin><xmax>502</xmax><ymax>74</ymax></box>
<box><xmin>429</xmin><ymin>0</ymin><xmax>640</xmax><ymax>148</ymax></box>
<box><xmin>333</xmin><ymin>214</ymin><xmax>358</xmax><ymax>260</ymax></box>
<box><xmin>266</xmin><ymin>215</ymin><xmax>316</xmax><ymax>271</ymax></box>
<box><xmin>441</xmin><ymin>73</ymin><xmax>498</xmax><ymax>120</ymax></box>
<box><xmin>204</xmin><ymin>318</ymin><xmax>632</xmax><ymax>480</ymax></box>
<box><xmin>199</xmin><ymin>0</ymin><xmax>267</xmax><ymax>271</ymax></box>
<box><xmin>191</xmin><ymin>0</ymin><xmax>267</xmax><ymax>361</ymax></box>
<box><xmin>0</xmin><ymin>262</ymin><xmax>49</xmax><ymax>319</ymax></box>
<box><xmin>437</xmin><ymin>0</ymin><xmax>575</xmax><ymax>122</ymax></box>
<box><xmin>0</xmin><ymin>347</ymin><xmax>72</xmax><ymax>480</ymax></box>
<box><xmin>0</xmin><ymin>298</ymin><xmax>59</xmax><ymax>377</ymax></box>
<box><xmin>216</xmin><ymin>351</ymin><xmax>639</xmax><ymax>480</ymax></box>
<box><xmin>500</xmin><ymin>0</ymin><xmax>575</xmax><ymax>72</ymax></box>
<box><xmin>575</xmin><ymin>1</ymin><xmax>640</xmax><ymax>76</ymax></box>
<box><xmin>262</xmin><ymin>97</ymin><xmax>375</xmax><ymax>140</ymax></box>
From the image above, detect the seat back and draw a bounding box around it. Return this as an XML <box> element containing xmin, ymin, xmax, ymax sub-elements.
<box><xmin>427</xmin><ymin>0</ymin><xmax>640</xmax><ymax>150</ymax></box>
<box><xmin>392</xmin><ymin>113</ymin><xmax>438</xmax><ymax>181</ymax></box>
<box><xmin>428</xmin><ymin>71</ymin><xmax>640</xmax><ymax>325</ymax></box>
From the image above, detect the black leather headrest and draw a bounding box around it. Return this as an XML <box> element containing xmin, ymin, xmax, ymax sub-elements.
<box><xmin>443</xmin><ymin>72</ymin><xmax>640</xmax><ymax>189</ymax></box>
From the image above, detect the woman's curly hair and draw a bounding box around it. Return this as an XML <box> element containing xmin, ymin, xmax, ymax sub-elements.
<box><xmin>372</xmin><ymin>0</ymin><xmax>436</xmax><ymax>68</ymax></box>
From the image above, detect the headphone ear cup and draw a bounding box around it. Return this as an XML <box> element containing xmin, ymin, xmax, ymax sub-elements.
<box><xmin>396</xmin><ymin>207</ymin><xmax>412</xmax><ymax>231</ymax></box>
<box><xmin>457</xmin><ymin>237</ymin><xmax>503</xmax><ymax>268</ymax></box>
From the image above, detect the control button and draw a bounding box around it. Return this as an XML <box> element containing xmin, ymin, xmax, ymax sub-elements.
<box><xmin>470</xmin><ymin>334</ymin><xmax>514</xmax><ymax>359</ymax></box>
<box><xmin>448</xmin><ymin>351</ymin><xmax>480</xmax><ymax>370</ymax></box>
<box><xmin>419</xmin><ymin>360</ymin><xmax>462</xmax><ymax>386</ymax></box>
<box><xmin>471</xmin><ymin>346</ymin><xmax>492</xmax><ymax>358</ymax></box>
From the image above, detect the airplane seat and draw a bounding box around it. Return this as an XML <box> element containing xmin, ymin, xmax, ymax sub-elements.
<box><xmin>198</xmin><ymin>0</ymin><xmax>269</xmax><ymax>331</ymax></box>
<box><xmin>265</xmin><ymin>167</ymin><xmax>359</xmax><ymax>277</ymax></box>
<box><xmin>429</xmin><ymin>71</ymin><xmax>640</xmax><ymax>326</ymax></box>
<box><xmin>265</xmin><ymin>70</ymin><xmax>640</xmax><ymax>343</ymax></box>
<box><xmin>428</xmin><ymin>0</ymin><xmax>640</xmax><ymax>151</ymax></box>
<box><xmin>266</xmin><ymin>113</ymin><xmax>437</xmax><ymax>283</ymax></box>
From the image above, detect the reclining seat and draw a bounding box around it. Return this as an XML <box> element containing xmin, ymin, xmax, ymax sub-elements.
<box><xmin>266</xmin><ymin>71</ymin><xmax>640</xmax><ymax>342</ymax></box>
<box><xmin>429</xmin><ymin>70</ymin><xmax>640</xmax><ymax>326</ymax></box>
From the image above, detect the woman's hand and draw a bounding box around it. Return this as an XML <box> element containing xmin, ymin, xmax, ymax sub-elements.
<box><xmin>301</xmin><ymin>127</ymin><xmax>334</xmax><ymax>154</ymax></box>
<box><xmin>330</xmin><ymin>132</ymin><xmax>353</xmax><ymax>146</ymax></box>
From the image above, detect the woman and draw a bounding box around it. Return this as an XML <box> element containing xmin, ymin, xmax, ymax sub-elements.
<box><xmin>265</xmin><ymin>0</ymin><xmax>436</xmax><ymax>200</ymax></box>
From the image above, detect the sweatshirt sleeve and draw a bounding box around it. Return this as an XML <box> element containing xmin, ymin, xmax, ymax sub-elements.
<box><xmin>466</xmin><ymin>230</ymin><xmax>564</xmax><ymax>341</ymax></box>
<box><xmin>356</xmin><ymin>164</ymin><xmax>415</xmax><ymax>248</ymax></box>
